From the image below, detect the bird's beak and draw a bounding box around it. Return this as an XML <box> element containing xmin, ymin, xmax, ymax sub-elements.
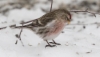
<box><xmin>67</xmin><ymin>21</ymin><xmax>70</xmax><ymax>25</ymax></box>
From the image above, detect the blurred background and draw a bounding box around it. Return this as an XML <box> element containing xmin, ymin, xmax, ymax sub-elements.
<box><xmin>0</xmin><ymin>0</ymin><xmax>100</xmax><ymax>15</ymax></box>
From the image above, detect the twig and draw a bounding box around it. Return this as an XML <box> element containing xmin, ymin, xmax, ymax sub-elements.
<box><xmin>50</xmin><ymin>0</ymin><xmax>53</xmax><ymax>12</ymax></box>
<box><xmin>0</xmin><ymin>19</ymin><xmax>34</xmax><ymax>30</ymax></box>
<box><xmin>99</xmin><ymin>0</ymin><xmax>100</xmax><ymax>13</ymax></box>
<box><xmin>19</xmin><ymin>23</ymin><xmax>24</xmax><ymax>45</ymax></box>
<box><xmin>19</xmin><ymin>22</ymin><xmax>24</xmax><ymax>38</ymax></box>
<box><xmin>66</xmin><ymin>22</ymin><xmax>100</xmax><ymax>25</ymax></box>
<box><xmin>0</xmin><ymin>24</ymin><xmax>16</xmax><ymax>30</ymax></box>
<box><xmin>70</xmin><ymin>9</ymin><xmax>99</xmax><ymax>17</ymax></box>
<box><xmin>0</xmin><ymin>27</ymin><xmax>7</xmax><ymax>30</ymax></box>
<box><xmin>15</xmin><ymin>23</ymin><xmax>24</xmax><ymax>46</ymax></box>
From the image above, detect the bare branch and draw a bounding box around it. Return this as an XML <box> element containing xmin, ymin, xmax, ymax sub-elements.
<box><xmin>18</xmin><ymin>22</ymin><xmax>24</xmax><ymax>38</ymax></box>
<box><xmin>70</xmin><ymin>9</ymin><xmax>100</xmax><ymax>17</ymax></box>
<box><xmin>66</xmin><ymin>22</ymin><xmax>100</xmax><ymax>25</ymax></box>
<box><xmin>99</xmin><ymin>0</ymin><xmax>100</xmax><ymax>13</ymax></box>
<box><xmin>0</xmin><ymin>27</ymin><xmax>7</xmax><ymax>30</ymax></box>
<box><xmin>50</xmin><ymin>0</ymin><xmax>53</xmax><ymax>12</ymax></box>
<box><xmin>15</xmin><ymin>23</ymin><xmax>24</xmax><ymax>46</ymax></box>
<box><xmin>0</xmin><ymin>19</ymin><xmax>35</xmax><ymax>30</ymax></box>
<box><xmin>0</xmin><ymin>24</ymin><xmax>16</xmax><ymax>30</ymax></box>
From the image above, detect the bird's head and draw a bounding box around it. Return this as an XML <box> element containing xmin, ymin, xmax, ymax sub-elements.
<box><xmin>54</xmin><ymin>9</ymin><xmax>72</xmax><ymax>24</ymax></box>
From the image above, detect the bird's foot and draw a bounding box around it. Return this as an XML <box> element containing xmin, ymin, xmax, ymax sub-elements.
<box><xmin>45</xmin><ymin>45</ymin><xmax>56</xmax><ymax>48</ymax></box>
<box><xmin>49</xmin><ymin>42</ymin><xmax>61</xmax><ymax>45</ymax></box>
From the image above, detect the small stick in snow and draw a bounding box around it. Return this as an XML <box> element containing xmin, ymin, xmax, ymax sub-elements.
<box><xmin>50</xmin><ymin>0</ymin><xmax>53</xmax><ymax>12</ymax></box>
<box><xmin>70</xmin><ymin>8</ymin><xmax>100</xmax><ymax>17</ymax></box>
<box><xmin>15</xmin><ymin>22</ymin><xmax>24</xmax><ymax>46</ymax></box>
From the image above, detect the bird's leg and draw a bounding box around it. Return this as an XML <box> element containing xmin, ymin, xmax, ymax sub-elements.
<box><xmin>45</xmin><ymin>40</ymin><xmax>56</xmax><ymax>47</ymax></box>
<box><xmin>49</xmin><ymin>39</ymin><xmax>61</xmax><ymax>45</ymax></box>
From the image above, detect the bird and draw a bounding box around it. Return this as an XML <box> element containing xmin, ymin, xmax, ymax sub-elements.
<box><xmin>20</xmin><ymin>9</ymin><xmax>72</xmax><ymax>47</ymax></box>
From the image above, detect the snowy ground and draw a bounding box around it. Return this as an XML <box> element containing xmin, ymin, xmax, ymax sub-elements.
<box><xmin>0</xmin><ymin>0</ymin><xmax>100</xmax><ymax>57</ymax></box>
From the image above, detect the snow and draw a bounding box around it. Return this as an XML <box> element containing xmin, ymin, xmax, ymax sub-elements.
<box><xmin>7</xmin><ymin>8</ymin><xmax>45</xmax><ymax>25</ymax></box>
<box><xmin>0</xmin><ymin>0</ymin><xmax>100</xmax><ymax>57</ymax></box>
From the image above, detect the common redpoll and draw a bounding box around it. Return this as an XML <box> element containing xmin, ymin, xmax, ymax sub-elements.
<box><xmin>24</xmin><ymin>9</ymin><xmax>72</xmax><ymax>47</ymax></box>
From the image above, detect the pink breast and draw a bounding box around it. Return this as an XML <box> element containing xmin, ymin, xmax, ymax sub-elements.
<box><xmin>49</xmin><ymin>21</ymin><xmax>65</xmax><ymax>35</ymax></box>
